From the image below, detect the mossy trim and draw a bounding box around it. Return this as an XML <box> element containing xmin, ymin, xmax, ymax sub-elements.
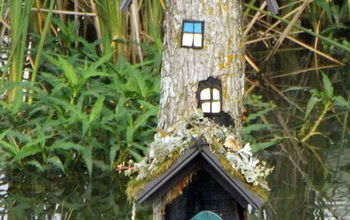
<box><xmin>126</xmin><ymin>111</ymin><xmax>272</xmax><ymax>202</ymax></box>
<box><xmin>126</xmin><ymin>145</ymin><xmax>269</xmax><ymax>202</ymax></box>
<box><xmin>126</xmin><ymin>148</ymin><xmax>183</xmax><ymax>200</ymax></box>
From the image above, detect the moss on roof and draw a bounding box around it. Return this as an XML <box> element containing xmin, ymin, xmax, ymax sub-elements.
<box><xmin>125</xmin><ymin>111</ymin><xmax>272</xmax><ymax>202</ymax></box>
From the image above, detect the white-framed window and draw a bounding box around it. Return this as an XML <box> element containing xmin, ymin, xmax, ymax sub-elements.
<box><xmin>181</xmin><ymin>20</ymin><xmax>204</xmax><ymax>48</ymax></box>
<box><xmin>199</xmin><ymin>87</ymin><xmax>221</xmax><ymax>113</ymax></box>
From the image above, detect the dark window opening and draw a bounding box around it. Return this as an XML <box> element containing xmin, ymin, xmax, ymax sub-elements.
<box><xmin>197</xmin><ymin>77</ymin><xmax>234</xmax><ymax>127</ymax></box>
<box><xmin>197</xmin><ymin>77</ymin><xmax>222</xmax><ymax>114</ymax></box>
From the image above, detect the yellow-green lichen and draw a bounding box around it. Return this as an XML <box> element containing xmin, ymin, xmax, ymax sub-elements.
<box><xmin>126</xmin><ymin>148</ymin><xmax>183</xmax><ymax>200</ymax></box>
<box><xmin>125</xmin><ymin>111</ymin><xmax>272</xmax><ymax>202</ymax></box>
<box><xmin>227</xmin><ymin>54</ymin><xmax>235</xmax><ymax>62</ymax></box>
<box><xmin>207</xmin><ymin>7</ymin><xmax>214</xmax><ymax>15</ymax></box>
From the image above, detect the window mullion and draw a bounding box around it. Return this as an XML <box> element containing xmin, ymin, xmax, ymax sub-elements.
<box><xmin>210</xmin><ymin>88</ymin><xmax>213</xmax><ymax>113</ymax></box>
<box><xmin>192</xmin><ymin>30</ymin><xmax>194</xmax><ymax>48</ymax></box>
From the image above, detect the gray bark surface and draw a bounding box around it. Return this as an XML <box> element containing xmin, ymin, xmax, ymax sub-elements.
<box><xmin>158</xmin><ymin>0</ymin><xmax>245</xmax><ymax>135</ymax></box>
<box><xmin>153</xmin><ymin>196</ymin><xmax>166</xmax><ymax>220</ymax></box>
<box><xmin>154</xmin><ymin>1</ymin><xmax>245</xmax><ymax>219</ymax></box>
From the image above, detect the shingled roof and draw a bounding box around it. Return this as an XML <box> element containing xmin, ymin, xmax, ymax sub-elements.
<box><xmin>136</xmin><ymin>139</ymin><xmax>265</xmax><ymax>209</ymax></box>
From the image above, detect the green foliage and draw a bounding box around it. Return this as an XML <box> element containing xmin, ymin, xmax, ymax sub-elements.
<box><xmin>321</xmin><ymin>72</ymin><xmax>333</xmax><ymax>98</ymax></box>
<box><xmin>300</xmin><ymin>72</ymin><xmax>350</xmax><ymax>140</ymax></box>
<box><xmin>242</xmin><ymin>95</ymin><xmax>278</xmax><ymax>152</ymax></box>
<box><xmin>0</xmin><ymin>0</ymin><xmax>348</xmax><ymax>218</ymax></box>
<box><xmin>305</xmin><ymin>95</ymin><xmax>321</xmax><ymax>120</ymax></box>
<box><xmin>0</xmin><ymin>27</ymin><xmax>160</xmax><ymax>175</ymax></box>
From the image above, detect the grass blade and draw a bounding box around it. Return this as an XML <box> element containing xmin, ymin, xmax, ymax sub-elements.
<box><xmin>57</xmin><ymin>56</ymin><xmax>79</xmax><ymax>87</ymax></box>
<box><xmin>49</xmin><ymin>142</ymin><xmax>92</xmax><ymax>176</ymax></box>
<box><xmin>305</xmin><ymin>95</ymin><xmax>321</xmax><ymax>120</ymax></box>
<box><xmin>30</xmin><ymin>0</ymin><xmax>55</xmax><ymax>85</ymax></box>
<box><xmin>48</xmin><ymin>156</ymin><xmax>65</xmax><ymax>173</ymax></box>
<box><xmin>10</xmin><ymin>145</ymin><xmax>41</xmax><ymax>164</ymax></box>
<box><xmin>0</xmin><ymin>140</ymin><xmax>19</xmax><ymax>155</ymax></box>
<box><xmin>90</xmin><ymin>95</ymin><xmax>105</xmax><ymax>122</ymax></box>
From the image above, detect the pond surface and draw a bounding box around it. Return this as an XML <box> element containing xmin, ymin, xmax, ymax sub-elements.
<box><xmin>0</xmin><ymin>147</ymin><xmax>349</xmax><ymax>220</ymax></box>
<box><xmin>0</xmin><ymin>172</ymin><xmax>152</xmax><ymax>220</ymax></box>
<box><xmin>261</xmin><ymin>145</ymin><xmax>350</xmax><ymax>220</ymax></box>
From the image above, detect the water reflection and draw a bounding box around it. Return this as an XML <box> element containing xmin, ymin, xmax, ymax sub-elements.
<box><xmin>263</xmin><ymin>145</ymin><xmax>350</xmax><ymax>220</ymax></box>
<box><xmin>0</xmin><ymin>172</ymin><xmax>152</xmax><ymax>220</ymax></box>
<box><xmin>0</xmin><ymin>147</ymin><xmax>349</xmax><ymax>219</ymax></box>
<box><xmin>321</xmin><ymin>146</ymin><xmax>350</xmax><ymax>219</ymax></box>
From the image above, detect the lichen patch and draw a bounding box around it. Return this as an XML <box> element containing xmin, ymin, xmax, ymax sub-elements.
<box><xmin>124</xmin><ymin>111</ymin><xmax>273</xmax><ymax>201</ymax></box>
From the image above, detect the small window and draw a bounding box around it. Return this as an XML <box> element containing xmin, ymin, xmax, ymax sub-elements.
<box><xmin>197</xmin><ymin>77</ymin><xmax>233</xmax><ymax>127</ymax></box>
<box><xmin>200</xmin><ymin>88</ymin><xmax>221</xmax><ymax>113</ymax></box>
<box><xmin>181</xmin><ymin>20</ymin><xmax>204</xmax><ymax>48</ymax></box>
<box><xmin>197</xmin><ymin>77</ymin><xmax>222</xmax><ymax>114</ymax></box>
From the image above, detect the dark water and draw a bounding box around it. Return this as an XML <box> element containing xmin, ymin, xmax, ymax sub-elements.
<box><xmin>260</xmin><ymin>146</ymin><xmax>350</xmax><ymax>220</ymax></box>
<box><xmin>0</xmin><ymin>147</ymin><xmax>349</xmax><ymax>220</ymax></box>
<box><xmin>0</xmin><ymin>172</ymin><xmax>152</xmax><ymax>220</ymax></box>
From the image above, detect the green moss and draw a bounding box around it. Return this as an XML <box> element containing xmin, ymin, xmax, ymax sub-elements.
<box><xmin>127</xmin><ymin>147</ymin><xmax>269</xmax><ymax>202</ymax></box>
<box><xmin>126</xmin><ymin>112</ymin><xmax>270</xmax><ymax>202</ymax></box>
<box><xmin>126</xmin><ymin>178</ymin><xmax>148</xmax><ymax>200</ymax></box>
<box><xmin>126</xmin><ymin>148</ymin><xmax>183</xmax><ymax>200</ymax></box>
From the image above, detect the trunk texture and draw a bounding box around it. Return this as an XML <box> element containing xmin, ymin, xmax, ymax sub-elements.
<box><xmin>153</xmin><ymin>196</ymin><xmax>166</xmax><ymax>220</ymax></box>
<box><xmin>154</xmin><ymin>0</ymin><xmax>245</xmax><ymax>219</ymax></box>
<box><xmin>158</xmin><ymin>0</ymin><xmax>245</xmax><ymax>135</ymax></box>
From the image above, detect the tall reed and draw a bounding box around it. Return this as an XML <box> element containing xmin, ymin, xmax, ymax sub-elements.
<box><xmin>0</xmin><ymin>0</ymin><xmax>4</xmax><ymax>18</ymax></box>
<box><xmin>143</xmin><ymin>0</ymin><xmax>163</xmax><ymax>48</ymax></box>
<box><xmin>92</xmin><ymin>0</ymin><xmax>164</xmax><ymax>62</ymax></box>
<box><xmin>94</xmin><ymin>0</ymin><xmax>126</xmax><ymax>62</ymax></box>
<box><xmin>7</xmin><ymin>0</ymin><xmax>34</xmax><ymax>104</ymax></box>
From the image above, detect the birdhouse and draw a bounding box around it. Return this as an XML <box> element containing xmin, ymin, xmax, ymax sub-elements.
<box><xmin>136</xmin><ymin>138</ymin><xmax>264</xmax><ymax>220</ymax></box>
<box><xmin>127</xmin><ymin>121</ymin><xmax>272</xmax><ymax>220</ymax></box>
<box><xmin>122</xmin><ymin>0</ymin><xmax>274</xmax><ymax>219</ymax></box>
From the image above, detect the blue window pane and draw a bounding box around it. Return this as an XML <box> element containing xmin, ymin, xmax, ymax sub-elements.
<box><xmin>193</xmin><ymin>23</ymin><xmax>203</xmax><ymax>33</ymax></box>
<box><xmin>183</xmin><ymin>22</ymin><xmax>194</xmax><ymax>33</ymax></box>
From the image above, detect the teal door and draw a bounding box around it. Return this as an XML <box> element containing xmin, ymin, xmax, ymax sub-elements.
<box><xmin>190</xmin><ymin>211</ymin><xmax>223</xmax><ymax>220</ymax></box>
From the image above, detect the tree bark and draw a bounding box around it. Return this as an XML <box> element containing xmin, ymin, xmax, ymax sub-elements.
<box><xmin>154</xmin><ymin>0</ymin><xmax>245</xmax><ymax>219</ymax></box>
<box><xmin>158</xmin><ymin>0</ymin><xmax>245</xmax><ymax>136</ymax></box>
<box><xmin>153</xmin><ymin>196</ymin><xmax>166</xmax><ymax>220</ymax></box>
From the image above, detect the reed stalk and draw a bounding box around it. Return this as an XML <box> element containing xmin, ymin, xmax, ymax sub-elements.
<box><xmin>245</xmin><ymin>3</ymin><xmax>350</xmax><ymax>53</ymax></box>
<box><xmin>29</xmin><ymin>0</ymin><xmax>55</xmax><ymax>104</ymax></box>
<box><xmin>31</xmin><ymin>8</ymin><xmax>96</xmax><ymax>16</ymax></box>
<box><xmin>74</xmin><ymin>0</ymin><xmax>78</xmax><ymax>47</ymax></box>
<box><xmin>94</xmin><ymin>0</ymin><xmax>126</xmax><ymax>61</ymax></box>
<box><xmin>56</xmin><ymin>0</ymin><xmax>68</xmax><ymax>23</ymax></box>
<box><xmin>7</xmin><ymin>0</ymin><xmax>34</xmax><ymax>104</ymax></box>
<box><xmin>0</xmin><ymin>0</ymin><xmax>4</xmax><ymax>19</ymax></box>
<box><xmin>34</xmin><ymin>0</ymin><xmax>44</xmax><ymax>34</ymax></box>
<box><xmin>143</xmin><ymin>0</ymin><xmax>164</xmax><ymax>47</ymax></box>
<box><xmin>130</xmin><ymin>0</ymin><xmax>142</xmax><ymax>62</ymax></box>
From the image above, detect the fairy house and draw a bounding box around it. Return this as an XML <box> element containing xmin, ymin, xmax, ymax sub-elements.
<box><xmin>122</xmin><ymin>0</ymin><xmax>273</xmax><ymax>220</ymax></box>
<box><xmin>136</xmin><ymin>137</ymin><xmax>264</xmax><ymax>220</ymax></box>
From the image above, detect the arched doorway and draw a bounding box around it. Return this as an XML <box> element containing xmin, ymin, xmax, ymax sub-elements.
<box><xmin>191</xmin><ymin>211</ymin><xmax>223</xmax><ymax>220</ymax></box>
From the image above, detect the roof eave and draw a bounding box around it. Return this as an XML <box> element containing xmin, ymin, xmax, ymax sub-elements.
<box><xmin>136</xmin><ymin>143</ymin><xmax>264</xmax><ymax>209</ymax></box>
